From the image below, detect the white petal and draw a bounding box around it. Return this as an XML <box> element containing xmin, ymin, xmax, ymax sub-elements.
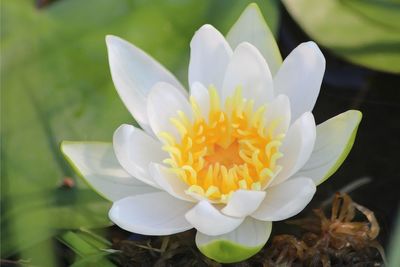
<box><xmin>221</xmin><ymin>190</ymin><xmax>266</xmax><ymax>217</ymax></box>
<box><xmin>196</xmin><ymin>217</ymin><xmax>272</xmax><ymax>263</ymax></box>
<box><xmin>274</xmin><ymin>41</ymin><xmax>325</xmax><ymax>121</ymax></box>
<box><xmin>189</xmin><ymin>24</ymin><xmax>233</xmax><ymax>90</ymax></box>
<box><xmin>109</xmin><ymin>192</ymin><xmax>194</xmax><ymax>235</ymax></box>
<box><xmin>113</xmin><ymin>124</ymin><xmax>167</xmax><ymax>188</ymax></box>
<box><xmin>106</xmin><ymin>35</ymin><xmax>186</xmax><ymax>131</ymax></box>
<box><xmin>185</xmin><ymin>201</ymin><xmax>244</xmax><ymax>236</ymax></box>
<box><xmin>226</xmin><ymin>3</ymin><xmax>282</xmax><ymax>75</ymax></box>
<box><xmin>184</xmin><ymin>190</ymin><xmax>219</xmax><ymax>204</ymax></box>
<box><xmin>252</xmin><ymin>177</ymin><xmax>316</xmax><ymax>221</ymax></box>
<box><xmin>296</xmin><ymin>110</ymin><xmax>362</xmax><ymax>185</ymax></box>
<box><xmin>264</xmin><ymin>94</ymin><xmax>291</xmax><ymax>135</ymax></box>
<box><xmin>190</xmin><ymin>82</ymin><xmax>210</xmax><ymax>121</ymax></box>
<box><xmin>147</xmin><ymin>82</ymin><xmax>192</xmax><ymax>140</ymax></box>
<box><xmin>61</xmin><ymin>142</ymin><xmax>158</xmax><ymax>201</ymax></box>
<box><xmin>149</xmin><ymin>163</ymin><xmax>194</xmax><ymax>202</ymax></box>
<box><xmin>271</xmin><ymin>112</ymin><xmax>316</xmax><ymax>186</ymax></box>
<box><xmin>222</xmin><ymin>42</ymin><xmax>273</xmax><ymax>106</ymax></box>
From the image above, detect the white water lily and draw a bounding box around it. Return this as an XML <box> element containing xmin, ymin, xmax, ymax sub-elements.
<box><xmin>61</xmin><ymin>4</ymin><xmax>362</xmax><ymax>263</ymax></box>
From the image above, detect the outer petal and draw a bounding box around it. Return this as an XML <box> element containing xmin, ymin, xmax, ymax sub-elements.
<box><xmin>296</xmin><ymin>110</ymin><xmax>362</xmax><ymax>185</ymax></box>
<box><xmin>185</xmin><ymin>201</ymin><xmax>244</xmax><ymax>236</ymax></box>
<box><xmin>113</xmin><ymin>124</ymin><xmax>167</xmax><ymax>188</ymax></box>
<box><xmin>264</xmin><ymin>94</ymin><xmax>291</xmax><ymax>136</ymax></box>
<box><xmin>109</xmin><ymin>192</ymin><xmax>194</xmax><ymax>235</ymax></box>
<box><xmin>106</xmin><ymin>35</ymin><xmax>186</xmax><ymax>131</ymax></box>
<box><xmin>226</xmin><ymin>3</ymin><xmax>282</xmax><ymax>75</ymax></box>
<box><xmin>188</xmin><ymin>25</ymin><xmax>233</xmax><ymax>90</ymax></box>
<box><xmin>273</xmin><ymin>41</ymin><xmax>325</xmax><ymax>121</ymax></box>
<box><xmin>149</xmin><ymin>163</ymin><xmax>194</xmax><ymax>202</ymax></box>
<box><xmin>221</xmin><ymin>190</ymin><xmax>266</xmax><ymax>217</ymax></box>
<box><xmin>147</xmin><ymin>82</ymin><xmax>192</xmax><ymax>140</ymax></box>
<box><xmin>61</xmin><ymin>142</ymin><xmax>158</xmax><ymax>201</ymax></box>
<box><xmin>196</xmin><ymin>217</ymin><xmax>272</xmax><ymax>263</ymax></box>
<box><xmin>190</xmin><ymin>82</ymin><xmax>210</xmax><ymax>121</ymax></box>
<box><xmin>252</xmin><ymin>177</ymin><xmax>316</xmax><ymax>221</ymax></box>
<box><xmin>271</xmin><ymin>112</ymin><xmax>316</xmax><ymax>186</ymax></box>
<box><xmin>222</xmin><ymin>42</ymin><xmax>273</xmax><ymax>107</ymax></box>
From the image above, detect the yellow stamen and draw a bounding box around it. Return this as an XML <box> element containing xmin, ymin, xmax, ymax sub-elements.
<box><xmin>161</xmin><ymin>87</ymin><xmax>284</xmax><ymax>203</ymax></box>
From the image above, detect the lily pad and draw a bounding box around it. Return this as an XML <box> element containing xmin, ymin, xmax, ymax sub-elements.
<box><xmin>282</xmin><ymin>0</ymin><xmax>400</xmax><ymax>73</ymax></box>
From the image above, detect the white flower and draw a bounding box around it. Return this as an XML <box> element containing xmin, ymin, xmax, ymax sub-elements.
<box><xmin>61</xmin><ymin>4</ymin><xmax>362</xmax><ymax>263</ymax></box>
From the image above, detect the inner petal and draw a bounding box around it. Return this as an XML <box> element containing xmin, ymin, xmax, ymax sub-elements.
<box><xmin>159</xmin><ymin>87</ymin><xmax>285</xmax><ymax>203</ymax></box>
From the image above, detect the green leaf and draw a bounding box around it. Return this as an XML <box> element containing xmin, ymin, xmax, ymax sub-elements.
<box><xmin>71</xmin><ymin>252</ymin><xmax>116</xmax><ymax>267</ymax></box>
<box><xmin>1</xmin><ymin>189</ymin><xmax>111</xmax><ymax>257</ymax></box>
<box><xmin>1</xmin><ymin>0</ymin><xmax>279</xmax><ymax>262</ymax></box>
<box><xmin>59</xmin><ymin>231</ymin><xmax>116</xmax><ymax>267</ymax></box>
<box><xmin>282</xmin><ymin>0</ymin><xmax>400</xmax><ymax>73</ymax></box>
<box><xmin>344</xmin><ymin>0</ymin><xmax>400</xmax><ymax>30</ymax></box>
<box><xmin>77</xmin><ymin>228</ymin><xmax>112</xmax><ymax>249</ymax></box>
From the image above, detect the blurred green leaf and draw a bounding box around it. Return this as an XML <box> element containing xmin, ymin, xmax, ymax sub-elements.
<box><xmin>76</xmin><ymin>228</ymin><xmax>112</xmax><ymax>250</ymax></box>
<box><xmin>71</xmin><ymin>253</ymin><xmax>116</xmax><ymax>267</ymax></box>
<box><xmin>1</xmin><ymin>0</ymin><xmax>279</xmax><ymax>263</ymax></box>
<box><xmin>282</xmin><ymin>0</ymin><xmax>400</xmax><ymax>73</ymax></box>
<box><xmin>343</xmin><ymin>0</ymin><xmax>400</xmax><ymax>30</ymax></box>
<box><xmin>59</xmin><ymin>231</ymin><xmax>115</xmax><ymax>267</ymax></box>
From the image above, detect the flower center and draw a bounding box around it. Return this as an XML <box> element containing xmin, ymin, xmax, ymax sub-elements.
<box><xmin>160</xmin><ymin>87</ymin><xmax>284</xmax><ymax>203</ymax></box>
<box><xmin>204</xmin><ymin>141</ymin><xmax>243</xmax><ymax>168</ymax></box>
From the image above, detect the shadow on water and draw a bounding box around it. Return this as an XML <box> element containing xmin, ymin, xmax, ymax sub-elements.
<box><xmin>279</xmin><ymin>6</ymin><xmax>400</xmax><ymax>248</ymax></box>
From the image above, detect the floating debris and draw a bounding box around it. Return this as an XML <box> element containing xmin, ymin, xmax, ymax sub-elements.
<box><xmin>259</xmin><ymin>192</ymin><xmax>385</xmax><ymax>267</ymax></box>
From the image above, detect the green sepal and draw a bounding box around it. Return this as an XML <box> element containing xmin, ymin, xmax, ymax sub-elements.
<box><xmin>198</xmin><ymin>239</ymin><xmax>264</xmax><ymax>263</ymax></box>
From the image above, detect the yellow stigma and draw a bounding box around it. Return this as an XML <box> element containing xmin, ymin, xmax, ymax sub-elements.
<box><xmin>160</xmin><ymin>87</ymin><xmax>284</xmax><ymax>203</ymax></box>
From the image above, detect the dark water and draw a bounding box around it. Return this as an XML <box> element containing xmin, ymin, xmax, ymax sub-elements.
<box><xmin>279</xmin><ymin>8</ymin><xmax>400</xmax><ymax>247</ymax></box>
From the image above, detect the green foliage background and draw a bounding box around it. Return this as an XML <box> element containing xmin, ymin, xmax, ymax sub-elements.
<box><xmin>283</xmin><ymin>0</ymin><xmax>400</xmax><ymax>73</ymax></box>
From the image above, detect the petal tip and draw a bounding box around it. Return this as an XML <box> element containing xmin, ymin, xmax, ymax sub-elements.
<box><xmin>304</xmin><ymin>41</ymin><xmax>326</xmax><ymax>65</ymax></box>
<box><xmin>304</xmin><ymin>40</ymin><xmax>318</xmax><ymax>49</ymax></box>
<box><xmin>234</xmin><ymin>41</ymin><xmax>260</xmax><ymax>54</ymax></box>
<box><xmin>303</xmin><ymin>111</ymin><xmax>316</xmax><ymax>125</ymax></box>
<box><xmin>113</xmin><ymin>124</ymin><xmax>133</xmax><ymax>141</ymax></box>
<box><xmin>235</xmin><ymin>41</ymin><xmax>253</xmax><ymax>50</ymax></box>
<box><xmin>241</xmin><ymin>2</ymin><xmax>265</xmax><ymax>22</ymax></box>
<box><xmin>105</xmin><ymin>34</ymin><xmax>115</xmax><ymax>43</ymax></box>
<box><xmin>60</xmin><ymin>140</ymin><xmax>69</xmax><ymax>152</ymax></box>
<box><xmin>105</xmin><ymin>34</ymin><xmax>123</xmax><ymax>47</ymax></box>
<box><xmin>197</xmin><ymin>24</ymin><xmax>217</xmax><ymax>32</ymax></box>
<box><xmin>349</xmin><ymin>109</ymin><xmax>363</xmax><ymax>120</ymax></box>
<box><xmin>247</xmin><ymin>2</ymin><xmax>261</xmax><ymax>10</ymax></box>
<box><xmin>191</xmin><ymin>24</ymin><xmax>220</xmax><ymax>44</ymax></box>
